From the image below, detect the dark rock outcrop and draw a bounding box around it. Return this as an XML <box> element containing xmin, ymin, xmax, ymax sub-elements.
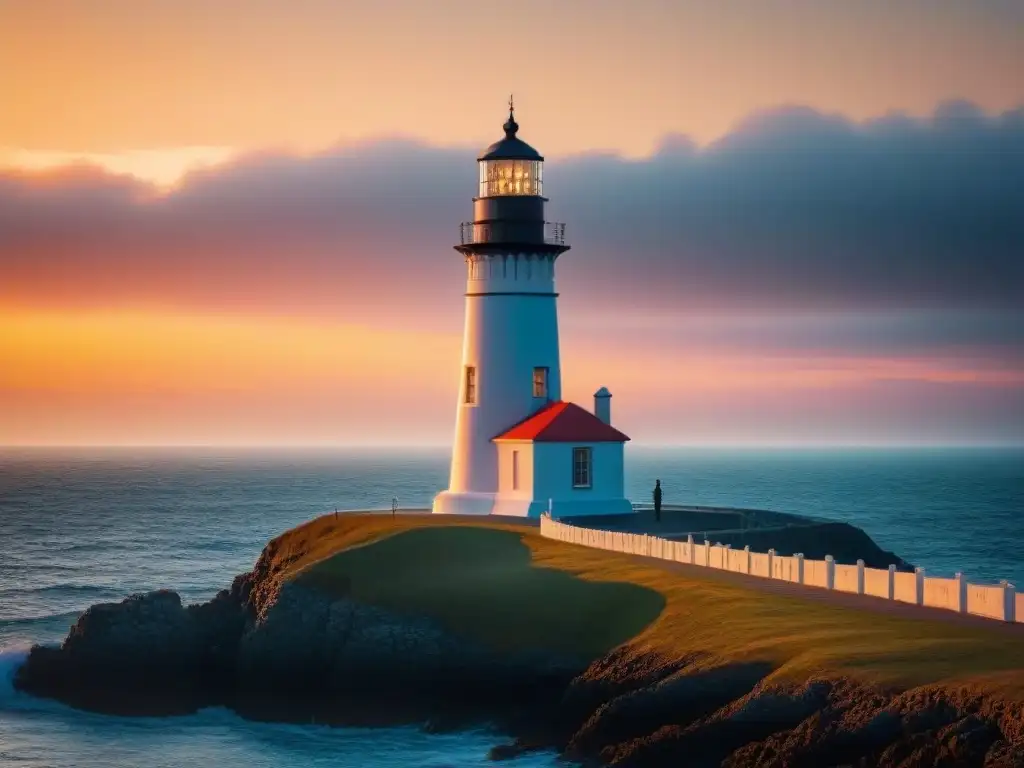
<box><xmin>566</xmin><ymin>659</ymin><xmax>775</xmax><ymax>758</ymax></box>
<box><xmin>15</xmin><ymin>568</ymin><xmax>580</xmax><ymax>726</ymax></box>
<box><xmin>15</xmin><ymin>586</ymin><xmax>249</xmax><ymax>714</ymax></box>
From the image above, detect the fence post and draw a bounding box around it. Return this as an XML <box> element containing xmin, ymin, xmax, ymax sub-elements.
<box><xmin>825</xmin><ymin>555</ymin><xmax>835</xmax><ymax>590</ymax></box>
<box><xmin>915</xmin><ymin>567</ymin><xmax>925</xmax><ymax>606</ymax></box>
<box><xmin>887</xmin><ymin>564</ymin><xmax>896</xmax><ymax>599</ymax></box>
<box><xmin>795</xmin><ymin>553</ymin><xmax>805</xmax><ymax>584</ymax></box>
<box><xmin>768</xmin><ymin>548</ymin><xmax>775</xmax><ymax>579</ymax></box>
<box><xmin>856</xmin><ymin>559</ymin><xmax>865</xmax><ymax>595</ymax></box>
<box><xmin>687</xmin><ymin>534</ymin><xmax>695</xmax><ymax>564</ymax></box>
<box><xmin>1003</xmin><ymin>581</ymin><xmax>1016</xmax><ymax>622</ymax></box>
<box><xmin>955</xmin><ymin>572</ymin><xmax>967</xmax><ymax>613</ymax></box>
<box><xmin>704</xmin><ymin>540</ymin><xmax>711</xmax><ymax>567</ymax></box>
<box><xmin>744</xmin><ymin>545</ymin><xmax>751</xmax><ymax>574</ymax></box>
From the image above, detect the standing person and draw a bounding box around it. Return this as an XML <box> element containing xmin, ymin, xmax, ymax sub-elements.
<box><xmin>653</xmin><ymin>479</ymin><xmax>663</xmax><ymax>523</ymax></box>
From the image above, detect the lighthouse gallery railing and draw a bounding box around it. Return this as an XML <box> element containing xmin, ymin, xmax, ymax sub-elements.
<box><xmin>459</xmin><ymin>221</ymin><xmax>567</xmax><ymax>246</ymax></box>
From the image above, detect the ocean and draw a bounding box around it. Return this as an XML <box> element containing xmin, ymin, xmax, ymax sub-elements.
<box><xmin>1</xmin><ymin>446</ymin><xmax>1022</xmax><ymax>766</ymax></box>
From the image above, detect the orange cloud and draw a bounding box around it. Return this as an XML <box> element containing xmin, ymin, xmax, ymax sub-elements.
<box><xmin>0</xmin><ymin>147</ymin><xmax>237</xmax><ymax>188</ymax></box>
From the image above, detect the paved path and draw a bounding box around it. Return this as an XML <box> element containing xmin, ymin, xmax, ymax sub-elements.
<box><xmin>345</xmin><ymin>508</ymin><xmax>539</xmax><ymax>527</ymax></box>
<box><xmin>562</xmin><ymin>506</ymin><xmax>812</xmax><ymax>538</ymax></box>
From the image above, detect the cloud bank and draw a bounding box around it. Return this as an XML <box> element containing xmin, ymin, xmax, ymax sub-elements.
<box><xmin>2</xmin><ymin>100</ymin><xmax>1022</xmax><ymax>367</ymax></box>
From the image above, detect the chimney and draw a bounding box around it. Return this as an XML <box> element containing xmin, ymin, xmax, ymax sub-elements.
<box><xmin>594</xmin><ymin>387</ymin><xmax>612</xmax><ymax>424</ymax></box>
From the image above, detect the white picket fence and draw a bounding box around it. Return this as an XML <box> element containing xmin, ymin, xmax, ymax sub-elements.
<box><xmin>539</xmin><ymin>514</ymin><xmax>1021</xmax><ymax>624</ymax></box>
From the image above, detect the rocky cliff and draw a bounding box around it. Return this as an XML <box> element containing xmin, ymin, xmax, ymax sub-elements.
<box><xmin>15</xmin><ymin>524</ymin><xmax>1024</xmax><ymax>767</ymax></box>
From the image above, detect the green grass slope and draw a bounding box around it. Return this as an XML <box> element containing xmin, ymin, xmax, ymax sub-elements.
<box><xmin>274</xmin><ymin>513</ymin><xmax>1024</xmax><ymax>695</ymax></box>
<box><xmin>300</xmin><ymin>526</ymin><xmax>664</xmax><ymax>659</ymax></box>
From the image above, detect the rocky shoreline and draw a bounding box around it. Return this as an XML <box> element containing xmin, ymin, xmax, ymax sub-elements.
<box><xmin>14</xmin><ymin>529</ymin><xmax>1024</xmax><ymax>767</ymax></box>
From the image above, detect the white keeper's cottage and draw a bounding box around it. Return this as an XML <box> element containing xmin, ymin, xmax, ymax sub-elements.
<box><xmin>432</xmin><ymin>101</ymin><xmax>632</xmax><ymax>518</ymax></box>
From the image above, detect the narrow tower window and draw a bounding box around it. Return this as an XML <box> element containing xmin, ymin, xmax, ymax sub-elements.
<box><xmin>464</xmin><ymin>366</ymin><xmax>477</xmax><ymax>404</ymax></box>
<box><xmin>511</xmin><ymin>450</ymin><xmax>520</xmax><ymax>490</ymax></box>
<box><xmin>572</xmin><ymin>447</ymin><xmax>592</xmax><ymax>489</ymax></box>
<box><xmin>532</xmin><ymin>367</ymin><xmax>549</xmax><ymax>398</ymax></box>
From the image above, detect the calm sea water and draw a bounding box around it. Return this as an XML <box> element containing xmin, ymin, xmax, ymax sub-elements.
<box><xmin>1</xmin><ymin>446</ymin><xmax>1022</xmax><ymax>766</ymax></box>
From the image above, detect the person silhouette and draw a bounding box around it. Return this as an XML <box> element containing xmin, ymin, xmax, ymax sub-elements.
<box><xmin>653</xmin><ymin>479</ymin><xmax>663</xmax><ymax>523</ymax></box>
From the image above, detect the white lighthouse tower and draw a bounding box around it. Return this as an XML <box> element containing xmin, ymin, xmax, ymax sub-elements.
<box><xmin>433</xmin><ymin>100</ymin><xmax>632</xmax><ymax>518</ymax></box>
<box><xmin>432</xmin><ymin>100</ymin><xmax>569</xmax><ymax>515</ymax></box>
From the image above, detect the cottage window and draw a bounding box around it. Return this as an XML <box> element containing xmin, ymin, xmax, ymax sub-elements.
<box><xmin>532</xmin><ymin>367</ymin><xmax>549</xmax><ymax>398</ymax></box>
<box><xmin>572</xmin><ymin>447</ymin><xmax>592</xmax><ymax>488</ymax></box>
<box><xmin>512</xmin><ymin>450</ymin><xmax>520</xmax><ymax>490</ymax></box>
<box><xmin>464</xmin><ymin>366</ymin><xmax>476</xmax><ymax>404</ymax></box>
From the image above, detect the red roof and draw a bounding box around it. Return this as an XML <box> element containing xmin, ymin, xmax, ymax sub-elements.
<box><xmin>492</xmin><ymin>401</ymin><xmax>630</xmax><ymax>443</ymax></box>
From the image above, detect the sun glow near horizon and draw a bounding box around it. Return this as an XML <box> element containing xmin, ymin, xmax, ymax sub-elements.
<box><xmin>1</xmin><ymin>308</ymin><xmax>1020</xmax><ymax>446</ymax></box>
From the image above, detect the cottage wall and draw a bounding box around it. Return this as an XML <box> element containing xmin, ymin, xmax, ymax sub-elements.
<box><xmin>533</xmin><ymin>441</ymin><xmax>631</xmax><ymax>517</ymax></box>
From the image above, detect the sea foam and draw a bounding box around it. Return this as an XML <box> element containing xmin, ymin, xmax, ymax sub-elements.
<box><xmin>0</xmin><ymin>647</ymin><xmax>29</xmax><ymax>702</ymax></box>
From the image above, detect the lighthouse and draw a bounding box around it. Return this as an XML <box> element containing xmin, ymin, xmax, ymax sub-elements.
<box><xmin>432</xmin><ymin>100</ymin><xmax>632</xmax><ymax>518</ymax></box>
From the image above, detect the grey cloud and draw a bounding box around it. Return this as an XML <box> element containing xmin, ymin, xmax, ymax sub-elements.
<box><xmin>1</xmin><ymin>102</ymin><xmax>1022</xmax><ymax>348</ymax></box>
<box><xmin>555</xmin><ymin>101</ymin><xmax>1024</xmax><ymax>313</ymax></box>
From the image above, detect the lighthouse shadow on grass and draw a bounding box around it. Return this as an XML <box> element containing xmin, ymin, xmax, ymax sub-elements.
<box><xmin>298</xmin><ymin>526</ymin><xmax>666</xmax><ymax>661</ymax></box>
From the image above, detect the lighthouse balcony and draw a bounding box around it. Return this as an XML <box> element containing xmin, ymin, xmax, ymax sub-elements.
<box><xmin>458</xmin><ymin>221</ymin><xmax>567</xmax><ymax>247</ymax></box>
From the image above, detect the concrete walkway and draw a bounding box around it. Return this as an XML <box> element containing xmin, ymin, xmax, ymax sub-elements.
<box><xmin>561</xmin><ymin>505</ymin><xmax>818</xmax><ymax>539</ymax></box>
<box><xmin>346</xmin><ymin>508</ymin><xmax>539</xmax><ymax>527</ymax></box>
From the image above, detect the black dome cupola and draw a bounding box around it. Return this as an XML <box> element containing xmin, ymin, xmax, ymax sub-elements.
<box><xmin>478</xmin><ymin>96</ymin><xmax>544</xmax><ymax>163</ymax></box>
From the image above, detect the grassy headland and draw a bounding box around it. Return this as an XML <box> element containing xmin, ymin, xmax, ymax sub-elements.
<box><xmin>17</xmin><ymin>510</ymin><xmax>1024</xmax><ymax>765</ymax></box>
<box><xmin>281</xmin><ymin>513</ymin><xmax>1024</xmax><ymax>696</ymax></box>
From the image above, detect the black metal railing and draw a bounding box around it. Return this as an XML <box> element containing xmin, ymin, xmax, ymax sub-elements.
<box><xmin>458</xmin><ymin>221</ymin><xmax>567</xmax><ymax>246</ymax></box>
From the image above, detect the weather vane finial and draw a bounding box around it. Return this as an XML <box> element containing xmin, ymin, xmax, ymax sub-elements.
<box><xmin>503</xmin><ymin>93</ymin><xmax>519</xmax><ymax>137</ymax></box>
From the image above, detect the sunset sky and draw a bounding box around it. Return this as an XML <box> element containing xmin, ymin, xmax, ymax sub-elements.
<box><xmin>1</xmin><ymin>0</ymin><xmax>1022</xmax><ymax>446</ymax></box>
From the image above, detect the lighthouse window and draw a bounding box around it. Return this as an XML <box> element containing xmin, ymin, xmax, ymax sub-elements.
<box><xmin>532</xmin><ymin>367</ymin><xmax>549</xmax><ymax>398</ymax></box>
<box><xmin>479</xmin><ymin>160</ymin><xmax>543</xmax><ymax>197</ymax></box>
<box><xmin>572</xmin><ymin>447</ymin><xmax>592</xmax><ymax>489</ymax></box>
<box><xmin>464</xmin><ymin>366</ymin><xmax>477</xmax><ymax>404</ymax></box>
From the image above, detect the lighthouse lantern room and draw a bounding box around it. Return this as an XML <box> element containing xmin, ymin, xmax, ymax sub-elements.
<box><xmin>432</xmin><ymin>100</ymin><xmax>631</xmax><ymax>518</ymax></box>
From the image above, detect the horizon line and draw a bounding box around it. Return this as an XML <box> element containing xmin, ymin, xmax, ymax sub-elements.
<box><xmin>2</xmin><ymin>441</ymin><xmax>1022</xmax><ymax>451</ymax></box>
